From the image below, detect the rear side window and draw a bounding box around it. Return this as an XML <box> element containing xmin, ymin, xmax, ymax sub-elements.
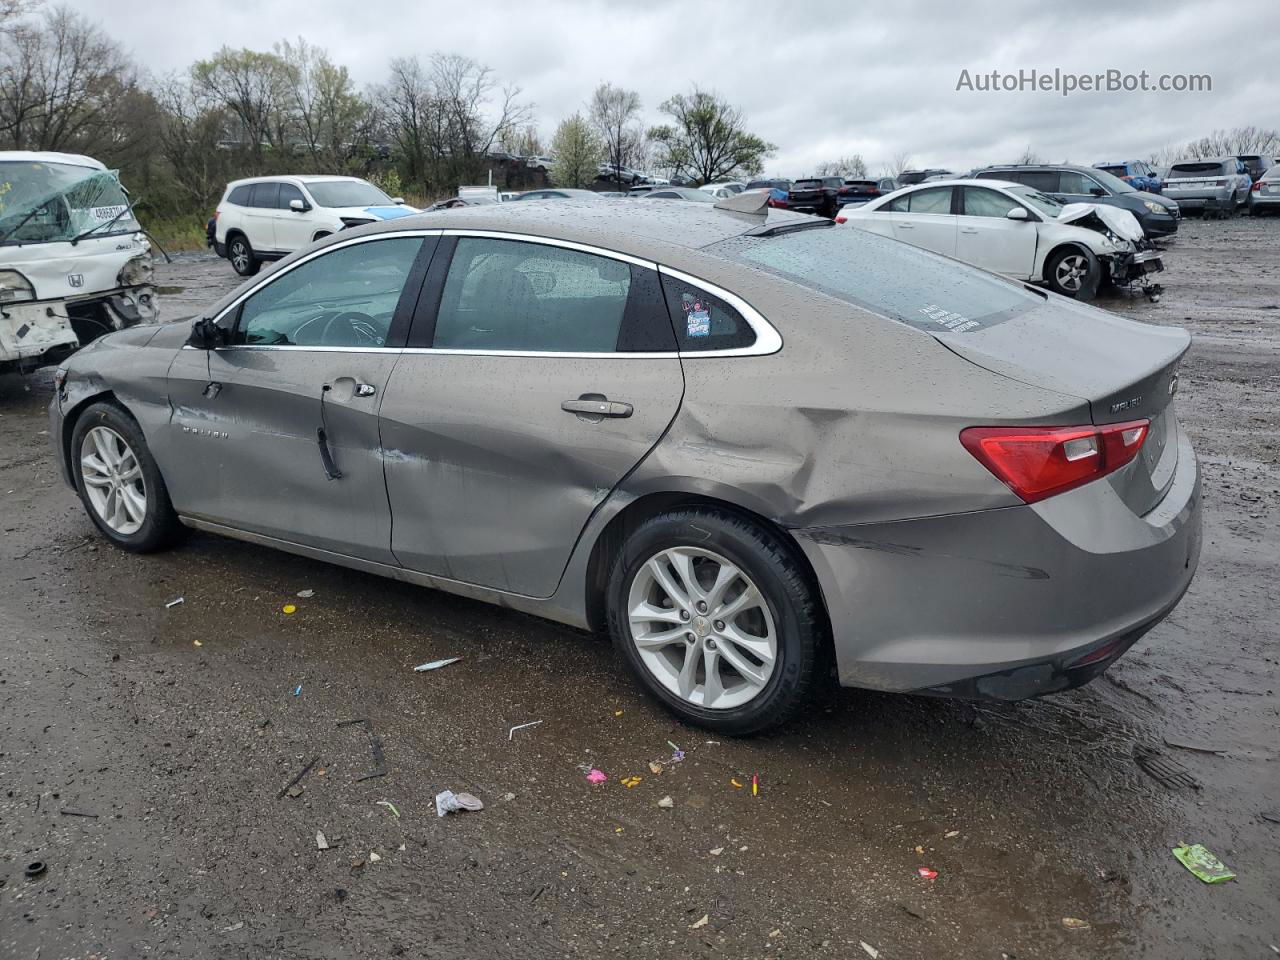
<box><xmin>249</xmin><ymin>182</ymin><xmax>279</xmax><ymax>208</ymax></box>
<box><xmin>433</xmin><ymin>237</ymin><xmax>633</xmax><ymax>353</ymax></box>
<box><xmin>906</xmin><ymin>186</ymin><xmax>953</xmax><ymax>213</ymax></box>
<box><xmin>711</xmin><ymin>227</ymin><xmax>1040</xmax><ymax>334</ymax></box>
<box><xmin>660</xmin><ymin>275</ymin><xmax>756</xmax><ymax>352</ymax></box>
<box><xmin>227</xmin><ymin>184</ymin><xmax>252</xmax><ymax>206</ymax></box>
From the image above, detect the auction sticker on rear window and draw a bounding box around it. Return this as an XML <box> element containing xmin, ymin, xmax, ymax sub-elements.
<box><xmin>919</xmin><ymin>304</ymin><xmax>980</xmax><ymax>333</ymax></box>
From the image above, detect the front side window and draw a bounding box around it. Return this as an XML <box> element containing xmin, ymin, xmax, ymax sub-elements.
<box><xmin>907</xmin><ymin>186</ymin><xmax>953</xmax><ymax>214</ymax></box>
<box><xmin>962</xmin><ymin>187</ymin><xmax>1020</xmax><ymax>218</ymax></box>
<box><xmin>278</xmin><ymin>183</ymin><xmax>306</xmax><ymax>209</ymax></box>
<box><xmin>1058</xmin><ymin>171</ymin><xmax>1105</xmax><ymax>195</ymax></box>
<box><xmin>433</xmin><ymin>238</ymin><xmax>633</xmax><ymax>353</ymax></box>
<box><xmin>233</xmin><ymin>237</ymin><xmax>423</xmax><ymax>347</ymax></box>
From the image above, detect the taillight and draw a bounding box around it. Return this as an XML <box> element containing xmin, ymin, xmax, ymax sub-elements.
<box><xmin>960</xmin><ymin>419</ymin><xmax>1149</xmax><ymax>503</ymax></box>
<box><xmin>835</xmin><ymin>216</ymin><xmax>847</xmax><ymax>224</ymax></box>
<box><xmin>1252</xmin><ymin>181</ymin><xmax>1263</xmax><ymax>192</ymax></box>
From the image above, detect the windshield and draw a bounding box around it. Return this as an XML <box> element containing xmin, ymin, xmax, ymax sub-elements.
<box><xmin>709</xmin><ymin>226</ymin><xmax>1040</xmax><ymax>334</ymax></box>
<box><xmin>305</xmin><ymin>180</ymin><xmax>392</xmax><ymax>208</ymax></box>
<box><xmin>0</xmin><ymin>161</ymin><xmax>139</xmax><ymax>246</ymax></box>
<box><xmin>1086</xmin><ymin>167</ymin><xmax>1136</xmax><ymax>194</ymax></box>
<box><xmin>1007</xmin><ymin>185</ymin><xmax>1067</xmax><ymax>218</ymax></box>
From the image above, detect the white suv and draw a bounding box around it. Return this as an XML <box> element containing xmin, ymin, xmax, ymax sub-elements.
<box><xmin>213</xmin><ymin>175</ymin><xmax>418</xmax><ymax>276</ymax></box>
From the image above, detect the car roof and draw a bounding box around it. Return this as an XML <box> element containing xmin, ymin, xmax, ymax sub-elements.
<box><xmin>892</xmin><ymin>178</ymin><xmax>1023</xmax><ymax>189</ymax></box>
<box><xmin>1168</xmin><ymin>156</ymin><xmax>1234</xmax><ymax>165</ymax></box>
<box><xmin>976</xmin><ymin>163</ymin><xmax>1093</xmax><ymax>173</ymax></box>
<box><xmin>227</xmin><ymin>175</ymin><xmax>369</xmax><ymax>186</ymax></box>
<box><xmin>0</xmin><ymin>150</ymin><xmax>108</xmax><ymax>170</ymax></box>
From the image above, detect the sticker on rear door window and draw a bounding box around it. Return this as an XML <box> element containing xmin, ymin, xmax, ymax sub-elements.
<box><xmin>684</xmin><ymin>299</ymin><xmax>712</xmax><ymax>338</ymax></box>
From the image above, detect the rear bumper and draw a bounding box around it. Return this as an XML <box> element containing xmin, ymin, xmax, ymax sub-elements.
<box><xmin>794</xmin><ymin>424</ymin><xmax>1200</xmax><ymax>699</ymax></box>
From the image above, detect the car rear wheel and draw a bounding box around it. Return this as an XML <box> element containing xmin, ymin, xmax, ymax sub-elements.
<box><xmin>228</xmin><ymin>234</ymin><xmax>260</xmax><ymax>277</ymax></box>
<box><xmin>1045</xmin><ymin>247</ymin><xmax>1100</xmax><ymax>301</ymax></box>
<box><xmin>71</xmin><ymin>402</ymin><xmax>184</xmax><ymax>553</ymax></box>
<box><xmin>606</xmin><ymin>507</ymin><xmax>822</xmax><ymax>734</ymax></box>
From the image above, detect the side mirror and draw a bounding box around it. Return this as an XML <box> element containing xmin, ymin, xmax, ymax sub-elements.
<box><xmin>289</xmin><ymin>198</ymin><xmax>307</xmax><ymax>212</ymax></box>
<box><xmin>186</xmin><ymin>317</ymin><xmax>229</xmax><ymax>350</ymax></box>
<box><xmin>1006</xmin><ymin>206</ymin><xmax>1030</xmax><ymax>220</ymax></box>
<box><xmin>1090</xmin><ymin>187</ymin><xmax>1107</xmax><ymax>197</ymax></box>
<box><xmin>391</xmin><ymin>197</ymin><xmax>405</xmax><ymax>205</ymax></box>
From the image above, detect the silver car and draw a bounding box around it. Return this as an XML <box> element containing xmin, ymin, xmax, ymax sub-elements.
<box><xmin>50</xmin><ymin>200</ymin><xmax>1201</xmax><ymax>733</ymax></box>
<box><xmin>1163</xmin><ymin>157</ymin><xmax>1252</xmax><ymax>214</ymax></box>
<box><xmin>1248</xmin><ymin>167</ymin><xmax>1280</xmax><ymax>215</ymax></box>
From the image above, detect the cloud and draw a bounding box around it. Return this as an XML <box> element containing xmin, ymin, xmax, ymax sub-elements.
<box><xmin>67</xmin><ymin>0</ymin><xmax>1276</xmax><ymax>175</ymax></box>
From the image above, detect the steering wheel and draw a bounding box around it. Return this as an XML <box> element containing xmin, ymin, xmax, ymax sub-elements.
<box><xmin>317</xmin><ymin>311</ymin><xmax>384</xmax><ymax>347</ymax></box>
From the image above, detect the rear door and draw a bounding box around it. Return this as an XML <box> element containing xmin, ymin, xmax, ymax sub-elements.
<box><xmin>378</xmin><ymin>234</ymin><xmax>684</xmax><ymax>597</ymax></box>
<box><xmin>955</xmin><ymin>186</ymin><xmax>1036</xmax><ymax>278</ymax></box>
<box><xmin>245</xmin><ymin>182</ymin><xmax>281</xmax><ymax>252</ymax></box>
<box><xmin>891</xmin><ymin>186</ymin><xmax>957</xmax><ymax>257</ymax></box>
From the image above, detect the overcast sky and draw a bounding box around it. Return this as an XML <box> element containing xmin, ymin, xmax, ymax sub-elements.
<box><xmin>66</xmin><ymin>0</ymin><xmax>1277</xmax><ymax>177</ymax></box>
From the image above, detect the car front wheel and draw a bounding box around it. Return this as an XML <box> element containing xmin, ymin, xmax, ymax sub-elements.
<box><xmin>606</xmin><ymin>507</ymin><xmax>823</xmax><ymax>734</ymax></box>
<box><xmin>1045</xmin><ymin>247</ymin><xmax>1100</xmax><ymax>301</ymax></box>
<box><xmin>71</xmin><ymin>402</ymin><xmax>184</xmax><ymax>553</ymax></box>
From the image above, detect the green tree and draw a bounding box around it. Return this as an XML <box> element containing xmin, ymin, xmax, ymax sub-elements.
<box><xmin>648</xmin><ymin>87</ymin><xmax>773</xmax><ymax>184</ymax></box>
<box><xmin>550</xmin><ymin>113</ymin><xmax>601</xmax><ymax>188</ymax></box>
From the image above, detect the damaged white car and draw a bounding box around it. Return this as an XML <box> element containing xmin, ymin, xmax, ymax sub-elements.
<box><xmin>837</xmin><ymin>179</ymin><xmax>1164</xmax><ymax>301</ymax></box>
<box><xmin>0</xmin><ymin>151</ymin><xmax>157</xmax><ymax>374</ymax></box>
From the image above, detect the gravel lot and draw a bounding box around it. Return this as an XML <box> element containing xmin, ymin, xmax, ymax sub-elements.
<box><xmin>2</xmin><ymin>217</ymin><xmax>1277</xmax><ymax>959</ymax></box>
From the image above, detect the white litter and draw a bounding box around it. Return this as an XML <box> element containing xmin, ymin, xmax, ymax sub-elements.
<box><xmin>296</xmin><ymin>589</ymin><xmax>315</xmax><ymax>598</ymax></box>
<box><xmin>657</xmin><ymin>796</ymin><xmax>674</xmax><ymax>809</ymax></box>
<box><xmin>368</xmin><ymin>851</ymin><xmax>382</xmax><ymax>863</ymax></box>
<box><xmin>507</xmin><ymin>720</ymin><xmax>543</xmax><ymax>740</ymax></box>
<box><xmin>165</xmin><ymin>597</ymin><xmax>184</xmax><ymax>608</ymax></box>
<box><xmin>315</xmin><ymin>831</ymin><xmax>329</xmax><ymax>850</ymax></box>
<box><xmin>860</xmin><ymin>942</ymin><xmax>879</xmax><ymax>959</ymax></box>
<box><xmin>690</xmin><ymin>914</ymin><xmax>709</xmax><ymax>929</ymax></box>
<box><xmin>413</xmin><ymin>657</ymin><xmax>461</xmax><ymax>672</ymax></box>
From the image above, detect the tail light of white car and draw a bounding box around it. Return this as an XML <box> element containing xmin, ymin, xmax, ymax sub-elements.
<box><xmin>960</xmin><ymin>420</ymin><xmax>1150</xmax><ymax>503</ymax></box>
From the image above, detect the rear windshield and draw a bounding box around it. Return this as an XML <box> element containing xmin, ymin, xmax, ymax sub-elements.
<box><xmin>794</xmin><ymin>179</ymin><xmax>823</xmax><ymax>189</ymax></box>
<box><xmin>710</xmin><ymin>226</ymin><xmax>1040</xmax><ymax>334</ymax></box>
<box><xmin>1095</xmin><ymin>165</ymin><xmax>1127</xmax><ymax>177</ymax></box>
<box><xmin>1170</xmin><ymin>162</ymin><xmax>1225</xmax><ymax>177</ymax></box>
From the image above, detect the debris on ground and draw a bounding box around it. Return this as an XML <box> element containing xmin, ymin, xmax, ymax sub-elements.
<box><xmin>59</xmin><ymin>808</ymin><xmax>98</xmax><ymax>818</ymax></box>
<box><xmin>1062</xmin><ymin>917</ymin><xmax>1091</xmax><ymax>931</ymax></box>
<box><xmin>435</xmin><ymin>790</ymin><xmax>484</xmax><ymax>817</ymax></box>
<box><xmin>277</xmin><ymin>755</ymin><xmax>320</xmax><ymax>799</ymax></box>
<box><xmin>620</xmin><ymin>776</ymin><xmax>642</xmax><ymax>788</ymax></box>
<box><xmin>413</xmin><ymin>657</ymin><xmax>461</xmax><ymax>672</ymax></box>
<box><xmin>1134</xmin><ymin>745</ymin><xmax>1199</xmax><ymax>789</ymax></box>
<box><xmin>221</xmin><ymin>921</ymin><xmax>244</xmax><ymax>932</ymax></box>
<box><xmin>1172</xmin><ymin>844</ymin><xmax>1236</xmax><ymax>883</ymax></box>
<box><xmin>296</xmin><ymin>589</ymin><xmax>315</xmax><ymax>598</ymax></box>
<box><xmin>730</xmin><ymin>778</ymin><xmax>743</xmax><ymax>788</ymax></box>
<box><xmin>282</xmin><ymin>604</ymin><xmax>297</xmax><ymax>615</ymax></box>
<box><xmin>649</xmin><ymin>761</ymin><xmax>664</xmax><ymax>775</ymax></box>
<box><xmin>24</xmin><ymin>860</ymin><xmax>47</xmax><ymax>878</ymax></box>
<box><xmin>1163</xmin><ymin>738</ymin><xmax>1227</xmax><ymax>755</ymax></box>
<box><xmin>501</xmin><ymin>792</ymin><xmax>516</xmax><ymax>801</ymax></box>
<box><xmin>944</xmin><ymin>830</ymin><xmax>960</xmax><ymax>838</ymax></box>
<box><xmin>614</xmin><ymin>710</ymin><xmax>623</xmax><ymax>717</ymax></box>
<box><xmin>507</xmin><ymin>720</ymin><xmax>543</xmax><ymax>740</ymax></box>
<box><xmin>286</xmin><ymin>785</ymin><xmax>304</xmax><ymax>798</ymax></box>
<box><xmin>657</xmin><ymin>795</ymin><xmax>674</xmax><ymax>809</ymax></box>
<box><xmin>368</xmin><ymin>851</ymin><xmax>382</xmax><ymax>863</ymax></box>
<box><xmin>752</xmin><ymin>774</ymin><xmax>759</xmax><ymax>796</ymax></box>
<box><xmin>585</xmin><ymin>768</ymin><xmax>608</xmax><ymax>784</ymax></box>
<box><xmin>165</xmin><ymin>597</ymin><xmax>184</xmax><ymax>609</ymax></box>
<box><xmin>376</xmin><ymin>800</ymin><xmax>400</xmax><ymax>818</ymax></box>
<box><xmin>315</xmin><ymin>831</ymin><xmax>329</xmax><ymax>850</ymax></box>
<box><xmin>690</xmin><ymin>914</ymin><xmax>709</xmax><ymax>929</ymax></box>
<box><xmin>916</xmin><ymin>867</ymin><xmax>938</xmax><ymax>880</ymax></box>
<box><xmin>860</xmin><ymin>941</ymin><xmax>879</xmax><ymax>958</ymax></box>
<box><xmin>709</xmin><ymin>847</ymin><xmax>724</xmax><ymax>856</ymax></box>
<box><xmin>337</xmin><ymin>719</ymin><xmax>387</xmax><ymax>781</ymax></box>
<box><xmin>292</xmin><ymin>684</ymin><xmax>302</xmax><ymax>697</ymax></box>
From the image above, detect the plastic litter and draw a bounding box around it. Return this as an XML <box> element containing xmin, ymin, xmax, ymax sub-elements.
<box><xmin>752</xmin><ymin>774</ymin><xmax>759</xmax><ymax>797</ymax></box>
<box><xmin>709</xmin><ymin>847</ymin><xmax>724</xmax><ymax>856</ymax></box>
<box><xmin>435</xmin><ymin>789</ymin><xmax>484</xmax><ymax>817</ymax></box>
<box><xmin>282</xmin><ymin>604</ymin><xmax>297</xmax><ymax>615</ymax></box>
<box><xmin>165</xmin><ymin>597</ymin><xmax>184</xmax><ymax>608</ymax></box>
<box><xmin>296</xmin><ymin>589</ymin><xmax>315</xmax><ymax>598</ymax></box>
<box><xmin>730</xmin><ymin>778</ymin><xmax>743</xmax><ymax>788</ymax></box>
<box><xmin>690</xmin><ymin>914</ymin><xmax>709</xmax><ymax>929</ymax></box>
<box><xmin>648</xmin><ymin>761</ymin><xmax>664</xmax><ymax>775</ymax></box>
<box><xmin>376</xmin><ymin>800</ymin><xmax>400</xmax><ymax>819</ymax></box>
<box><xmin>1172</xmin><ymin>843</ymin><xmax>1235</xmax><ymax>883</ymax></box>
<box><xmin>222</xmin><ymin>921</ymin><xmax>244</xmax><ymax>932</ymax></box>
<box><xmin>413</xmin><ymin>657</ymin><xmax>461</xmax><ymax>672</ymax></box>
<box><xmin>316</xmin><ymin>831</ymin><xmax>329</xmax><ymax>850</ymax></box>
<box><xmin>368</xmin><ymin>851</ymin><xmax>382</xmax><ymax>863</ymax></box>
<box><xmin>620</xmin><ymin>776</ymin><xmax>642</xmax><ymax>788</ymax></box>
<box><xmin>657</xmin><ymin>795</ymin><xmax>674</xmax><ymax>809</ymax></box>
<box><xmin>1062</xmin><ymin>917</ymin><xmax>1091</xmax><ymax>930</ymax></box>
<box><xmin>585</xmin><ymin>768</ymin><xmax>608</xmax><ymax>784</ymax></box>
<box><xmin>916</xmin><ymin>867</ymin><xmax>938</xmax><ymax>880</ymax></box>
<box><xmin>507</xmin><ymin>720</ymin><xmax>543</xmax><ymax>740</ymax></box>
<box><xmin>860</xmin><ymin>942</ymin><xmax>879</xmax><ymax>959</ymax></box>
<box><xmin>945</xmin><ymin>830</ymin><xmax>960</xmax><ymax>838</ymax></box>
<box><xmin>292</xmin><ymin>685</ymin><xmax>302</xmax><ymax>696</ymax></box>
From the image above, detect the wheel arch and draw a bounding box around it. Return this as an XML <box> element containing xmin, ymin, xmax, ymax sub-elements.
<box><xmin>581</xmin><ymin>489</ymin><xmax>832</xmax><ymax>648</ymax></box>
<box><xmin>58</xmin><ymin>389</ymin><xmax>129</xmax><ymax>486</ymax></box>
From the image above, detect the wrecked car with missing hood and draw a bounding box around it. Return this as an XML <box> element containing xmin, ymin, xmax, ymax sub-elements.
<box><xmin>1</xmin><ymin>152</ymin><xmax>157</xmax><ymax>375</ymax></box>
<box><xmin>48</xmin><ymin>194</ymin><xmax>1200</xmax><ymax>733</ymax></box>
<box><xmin>838</xmin><ymin>179</ymin><xmax>1164</xmax><ymax>301</ymax></box>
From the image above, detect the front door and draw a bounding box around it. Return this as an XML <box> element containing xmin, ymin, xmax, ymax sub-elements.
<box><xmin>273</xmin><ymin>182</ymin><xmax>314</xmax><ymax>252</ymax></box>
<box><xmin>955</xmin><ymin>186</ymin><xmax>1037</xmax><ymax>278</ymax></box>
<box><xmin>379</xmin><ymin>235</ymin><xmax>685</xmax><ymax>596</ymax></box>
<box><xmin>162</xmin><ymin>233</ymin><xmax>434</xmax><ymax>562</ymax></box>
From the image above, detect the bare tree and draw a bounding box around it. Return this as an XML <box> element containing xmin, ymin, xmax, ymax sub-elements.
<box><xmin>882</xmin><ymin>152</ymin><xmax>912</xmax><ymax>178</ymax></box>
<box><xmin>648</xmin><ymin>87</ymin><xmax>774</xmax><ymax>184</ymax></box>
<box><xmin>1176</xmin><ymin>126</ymin><xmax>1279</xmax><ymax>159</ymax></box>
<box><xmin>276</xmin><ymin>37</ymin><xmax>366</xmax><ymax>168</ymax></box>
<box><xmin>816</xmin><ymin>154</ymin><xmax>867</xmax><ymax>178</ymax></box>
<box><xmin>1014</xmin><ymin>144</ymin><xmax>1040</xmax><ymax>164</ymax></box>
<box><xmin>152</xmin><ymin>73</ymin><xmax>235</xmax><ymax>207</ymax></box>
<box><xmin>589</xmin><ymin>82</ymin><xmax>640</xmax><ymax>187</ymax></box>
<box><xmin>549</xmin><ymin>112</ymin><xmax>601</xmax><ymax>188</ymax></box>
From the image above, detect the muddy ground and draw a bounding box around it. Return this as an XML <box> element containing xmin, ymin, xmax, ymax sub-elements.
<box><xmin>2</xmin><ymin>218</ymin><xmax>1277</xmax><ymax>959</ymax></box>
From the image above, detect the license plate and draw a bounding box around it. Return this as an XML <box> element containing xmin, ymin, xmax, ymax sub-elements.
<box><xmin>89</xmin><ymin>205</ymin><xmax>127</xmax><ymax>221</ymax></box>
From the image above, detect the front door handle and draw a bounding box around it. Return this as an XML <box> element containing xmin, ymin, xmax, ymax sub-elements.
<box><xmin>561</xmin><ymin>397</ymin><xmax>633</xmax><ymax>419</ymax></box>
<box><xmin>355</xmin><ymin>382</ymin><xmax>376</xmax><ymax>398</ymax></box>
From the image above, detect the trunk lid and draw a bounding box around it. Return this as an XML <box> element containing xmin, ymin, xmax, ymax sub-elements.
<box><xmin>935</xmin><ymin>299</ymin><xmax>1189</xmax><ymax>514</ymax></box>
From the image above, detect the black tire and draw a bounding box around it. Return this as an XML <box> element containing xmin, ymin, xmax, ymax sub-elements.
<box><xmin>1044</xmin><ymin>246</ymin><xmax>1100</xmax><ymax>301</ymax></box>
<box><xmin>605</xmin><ymin>507</ymin><xmax>823</xmax><ymax>735</ymax></box>
<box><xmin>70</xmin><ymin>401</ymin><xmax>184</xmax><ymax>553</ymax></box>
<box><xmin>227</xmin><ymin>233</ymin><xmax>260</xmax><ymax>277</ymax></box>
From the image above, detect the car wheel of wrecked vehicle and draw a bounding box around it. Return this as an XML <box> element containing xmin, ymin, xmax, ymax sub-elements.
<box><xmin>72</xmin><ymin>402</ymin><xmax>184</xmax><ymax>553</ymax></box>
<box><xmin>1045</xmin><ymin>246</ymin><xmax>1100</xmax><ymax>301</ymax></box>
<box><xmin>228</xmin><ymin>234</ymin><xmax>261</xmax><ymax>277</ymax></box>
<box><xmin>606</xmin><ymin>508</ymin><xmax>822</xmax><ymax>734</ymax></box>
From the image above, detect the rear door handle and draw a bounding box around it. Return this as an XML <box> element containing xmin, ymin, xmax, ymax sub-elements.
<box><xmin>960</xmin><ymin>228</ymin><xmax>979</xmax><ymax>234</ymax></box>
<box><xmin>896</xmin><ymin>223</ymin><xmax>914</xmax><ymax>229</ymax></box>
<box><xmin>561</xmin><ymin>397</ymin><xmax>633</xmax><ymax>418</ymax></box>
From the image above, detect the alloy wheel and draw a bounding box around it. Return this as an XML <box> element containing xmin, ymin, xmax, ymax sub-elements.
<box><xmin>80</xmin><ymin>426</ymin><xmax>147</xmax><ymax>535</ymax></box>
<box><xmin>231</xmin><ymin>240</ymin><xmax>249</xmax><ymax>273</ymax></box>
<box><xmin>1055</xmin><ymin>254</ymin><xmax>1089</xmax><ymax>292</ymax></box>
<box><xmin>627</xmin><ymin>546</ymin><xmax>777</xmax><ymax>710</ymax></box>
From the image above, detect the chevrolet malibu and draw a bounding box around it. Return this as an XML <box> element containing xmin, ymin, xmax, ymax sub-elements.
<box><xmin>49</xmin><ymin>198</ymin><xmax>1201</xmax><ymax>733</ymax></box>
